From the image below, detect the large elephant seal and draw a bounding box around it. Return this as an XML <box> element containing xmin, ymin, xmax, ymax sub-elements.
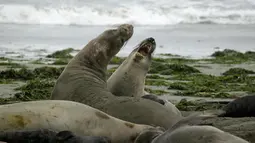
<box><xmin>107</xmin><ymin>37</ymin><xmax>155</xmax><ymax>98</ymax></box>
<box><xmin>218</xmin><ymin>94</ymin><xmax>255</xmax><ymax>117</ymax></box>
<box><xmin>0</xmin><ymin>100</ymin><xmax>154</xmax><ymax>143</ymax></box>
<box><xmin>0</xmin><ymin>129</ymin><xmax>110</xmax><ymax>143</ymax></box>
<box><xmin>51</xmin><ymin>24</ymin><xmax>184</xmax><ymax>128</ymax></box>
<box><xmin>134</xmin><ymin>113</ymin><xmax>249</xmax><ymax>143</ymax></box>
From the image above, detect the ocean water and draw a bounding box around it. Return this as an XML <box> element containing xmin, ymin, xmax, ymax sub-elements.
<box><xmin>0</xmin><ymin>0</ymin><xmax>255</xmax><ymax>60</ymax></box>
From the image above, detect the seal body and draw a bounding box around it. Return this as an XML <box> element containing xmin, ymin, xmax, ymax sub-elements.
<box><xmin>0</xmin><ymin>100</ymin><xmax>153</xmax><ymax>143</ymax></box>
<box><xmin>218</xmin><ymin>94</ymin><xmax>255</xmax><ymax>117</ymax></box>
<box><xmin>0</xmin><ymin>129</ymin><xmax>111</xmax><ymax>143</ymax></box>
<box><xmin>51</xmin><ymin>24</ymin><xmax>183</xmax><ymax>129</ymax></box>
<box><xmin>135</xmin><ymin>113</ymin><xmax>249</xmax><ymax>143</ymax></box>
<box><xmin>151</xmin><ymin>125</ymin><xmax>249</xmax><ymax>143</ymax></box>
<box><xmin>107</xmin><ymin>37</ymin><xmax>155</xmax><ymax>98</ymax></box>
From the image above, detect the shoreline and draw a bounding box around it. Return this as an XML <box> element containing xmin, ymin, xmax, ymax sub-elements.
<box><xmin>1</xmin><ymin>23</ymin><xmax>255</xmax><ymax>60</ymax></box>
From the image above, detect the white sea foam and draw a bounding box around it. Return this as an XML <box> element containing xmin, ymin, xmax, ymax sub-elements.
<box><xmin>0</xmin><ymin>0</ymin><xmax>255</xmax><ymax>26</ymax></box>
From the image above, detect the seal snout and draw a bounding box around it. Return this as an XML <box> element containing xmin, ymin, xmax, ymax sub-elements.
<box><xmin>147</xmin><ymin>37</ymin><xmax>156</xmax><ymax>44</ymax></box>
<box><xmin>137</xmin><ymin>37</ymin><xmax>156</xmax><ymax>57</ymax></box>
<box><xmin>118</xmin><ymin>24</ymin><xmax>134</xmax><ymax>41</ymax></box>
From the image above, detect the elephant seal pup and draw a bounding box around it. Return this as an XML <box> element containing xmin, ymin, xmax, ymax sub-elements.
<box><xmin>218</xmin><ymin>94</ymin><xmax>255</xmax><ymax>117</ymax></box>
<box><xmin>134</xmin><ymin>113</ymin><xmax>249</xmax><ymax>143</ymax></box>
<box><xmin>107</xmin><ymin>37</ymin><xmax>155</xmax><ymax>98</ymax></box>
<box><xmin>0</xmin><ymin>129</ymin><xmax>110</xmax><ymax>143</ymax></box>
<box><xmin>51</xmin><ymin>24</ymin><xmax>184</xmax><ymax>128</ymax></box>
<box><xmin>0</xmin><ymin>100</ymin><xmax>154</xmax><ymax>143</ymax></box>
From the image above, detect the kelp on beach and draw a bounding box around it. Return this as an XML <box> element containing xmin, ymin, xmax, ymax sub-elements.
<box><xmin>0</xmin><ymin>48</ymin><xmax>255</xmax><ymax>111</ymax></box>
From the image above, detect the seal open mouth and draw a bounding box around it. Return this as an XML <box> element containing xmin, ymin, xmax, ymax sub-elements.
<box><xmin>137</xmin><ymin>37</ymin><xmax>156</xmax><ymax>57</ymax></box>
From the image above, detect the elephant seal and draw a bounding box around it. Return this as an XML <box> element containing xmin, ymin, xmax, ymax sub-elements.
<box><xmin>0</xmin><ymin>100</ymin><xmax>154</xmax><ymax>143</ymax></box>
<box><xmin>134</xmin><ymin>113</ymin><xmax>249</xmax><ymax>143</ymax></box>
<box><xmin>51</xmin><ymin>24</ymin><xmax>184</xmax><ymax>128</ymax></box>
<box><xmin>218</xmin><ymin>94</ymin><xmax>255</xmax><ymax>117</ymax></box>
<box><xmin>106</xmin><ymin>37</ymin><xmax>181</xmax><ymax>122</ymax></box>
<box><xmin>0</xmin><ymin>129</ymin><xmax>110</xmax><ymax>143</ymax></box>
<box><xmin>107</xmin><ymin>37</ymin><xmax>155</xmax><ymax>98</ymax></box>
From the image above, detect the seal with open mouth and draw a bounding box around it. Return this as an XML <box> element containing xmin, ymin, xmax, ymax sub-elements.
<box><xmin>107</xmin><ymin>37</ymin><xmax>156</xmax><ymax>98</ymax></box>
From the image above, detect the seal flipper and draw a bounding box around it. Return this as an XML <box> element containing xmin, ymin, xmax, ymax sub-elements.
<box><xmin>142</xmin><ymin>94</ymin><xmax>165</xmax><ymax>105</ymax></box>
<box><xmin>168</xmin><ymin>112</ymin><xmax>217</xmax><ymax>132</ymax></box>
<box><xmin>55</xmin><ymin>130</ymin><xmax>74</xmax><ymax>141</ymax></box>
<box><xmin>0</xmin><ymin>129</ymin><xmax>56</xmax><ymax>143</ymax></box>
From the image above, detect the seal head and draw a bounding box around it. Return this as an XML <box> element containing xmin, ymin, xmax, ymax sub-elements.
<box><xmin>130</xmin><ymin>37</ymin><xmax>156</xmax><ymax>70</ymax></box>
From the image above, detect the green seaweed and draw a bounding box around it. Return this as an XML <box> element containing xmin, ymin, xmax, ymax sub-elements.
<box><xmin>152</xmin><ymin>57</ymin><xmax>198</xmax><ymax>64</ymax></box>
<box><xmin>109</xmin><ymin>56</ymin><xmax>125</xmax><ymax>65</ymax></box>
<box><xmin>144</xmin><ymin>88</ymin><xmax>169</xmax><ymax>95</ymax></box>
<box><xmin>0</xmin><ymin>98</ymin><xmax>19</xmax><ymax>105</ymax></box>
<box><xmin>145</xmin><ymin>79</ymin><xmax>169</xmax><ymax>86</ymax></box>
<box><xmin>176</xmin><ymin>99</ymin><xmax>225</xmax><ymax>111</ymax></box>
<box><xmin>146</xmin><ymin>74</ymin><xmax>167</xmax><ymax>80</ymax></box>
<box><xmin>51</xmin><ymin>59</ymin><xmax>69</xmax><ymax>65</ymax></box>
<box><xmin>0</xmin><ymin>79</ymin><xmax>14</xmax><ymax>84</ymax></box>
<box><xmin>168</xmin><ymin>73</ymin><xmax>255</xmax><ymax>98</ymax></box>
<box><xmin>46</xmin><ymin>48</ymin><xmax>74</xmax><ymax>58</ymax></box>
<box><xmin>0</xmin><ymin>67</ymin><xmax>64</xmax><ymax>80</ymax></box>
<box><xmin>0</xmin><ymin>57</ymin><xmax>10</xmax><ymax>61</ymax></box>
<box><xmin>209</xmin><ymin>49</ymin><xmax>255</xmax><ymax>64</ymax></box>
<box><xmin>158</xmin><ymin>53</ymin><xmax>180</xmax><ymax>57</ymax></box>
<box><xmin>107</xmin><ymin>66</ymin><xmax>118</xmax><ymax>78</ymax></box>
<box><xmin>211</xmin><ymin>49</ymin><xmax>244</xmax><ymax>57</ymax></box>
<box><xmin>30</xmin><ymin>59</ymin><xmax>45</xmax><ymax>64</ymax></box>
<box><xmin>0</xmin><ymin>62</ymin><xmax>25</xmax><ymax>68</ymax></box>
<box><xmin>149</xmin><ymin>62</ymin><xmax>200</xmax><ymax>75</ymax></box>
<box><xmin>222</xmin><ymin>68</ymin><xmax>255</xmax><ymax>76</ymax></box>
<box><xmin>14</xmin><ymin>79</ymin><xmax>54</xmax><ymax>101</ymax></box>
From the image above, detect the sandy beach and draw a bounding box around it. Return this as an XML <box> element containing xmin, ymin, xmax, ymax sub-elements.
<box><xmin>1</xmin><ymin>0</ymin><xmax>255</xmax><ymax>141</ymax></box>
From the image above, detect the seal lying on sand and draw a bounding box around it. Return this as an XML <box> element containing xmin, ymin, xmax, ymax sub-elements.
<box><xmin>134</xmin><ymin>113</ymin><xmax>249</xmax><ymax>143</ymax></box>
<box><xmin>0</xmin><ymin>100</ymin><xmax>154</xmax><ymax>143</ymax></box>
<box><xmin>0</xmin><ymin>129</ymin><xmax>110</xmax><ymax>143</ymax></box>
<box><xmin>51</xmin><ymin>24</ymin><xmax>184</xmax><ymax>128</ymax></box>
<box><xmin>107</xmin><ymin>37</ymin><xmax>155</xmax><ymax>98</ymax></box>
<box><xmin>218</xmin><ymin>94</ymin><xmax>255</xmax><ymax>117</ymax></box>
